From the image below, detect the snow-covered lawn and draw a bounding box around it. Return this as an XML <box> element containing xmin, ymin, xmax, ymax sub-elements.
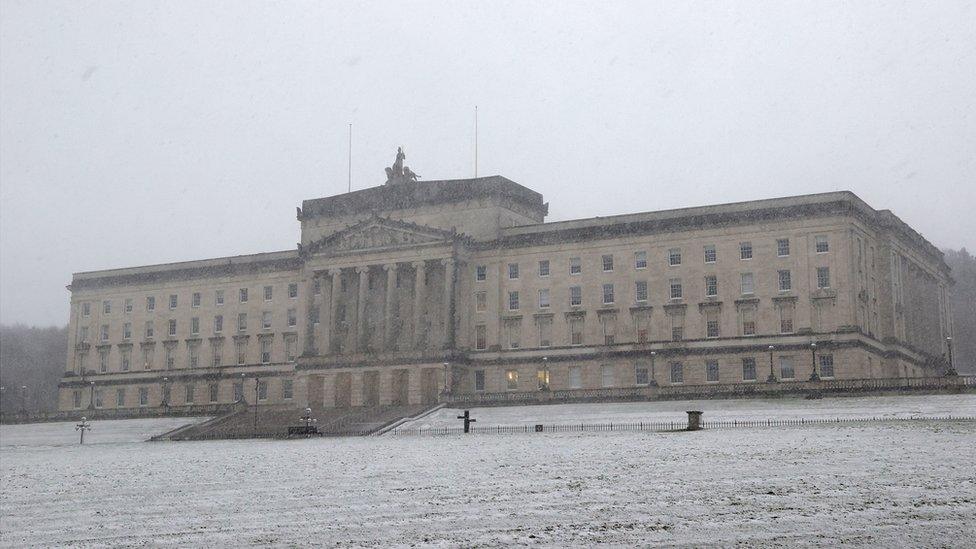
<box><xmin>1</xmin><ymin>399</ymin><xmax>974</xmax><ymax>547</ymax></box>
<box><xmin>0</xmin><ymin>417</ymin><xmax>210</xmax><ymax>448</ymax></box>
<box><xmin>403</xmin><ymin>393</ymin><xmax>976</xmax><ymax>431</ymax></box>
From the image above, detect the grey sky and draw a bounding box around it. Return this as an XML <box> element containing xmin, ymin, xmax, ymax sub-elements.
<box><xmin>2</xmin><ymin>1</ymin><xmax>974</xmax><ymax>327</ymax></box>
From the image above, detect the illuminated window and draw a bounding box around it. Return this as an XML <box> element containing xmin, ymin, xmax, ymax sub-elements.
<box><xmin>505</xmin><ymin>369</ymin><xmax>519</xmax><ymax>390</ymax></box>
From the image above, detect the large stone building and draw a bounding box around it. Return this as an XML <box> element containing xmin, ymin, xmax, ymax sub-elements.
<box><xmin>59</xmin><ymin>169</ymin><xmax>955</xmax><ymax>414</ymax></box>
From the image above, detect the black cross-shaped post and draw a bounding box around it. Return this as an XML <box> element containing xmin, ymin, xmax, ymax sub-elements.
<box><xmin>457</xmin><ymin>410</ymin><xmax>476</xmax><ymax>433</ymax></box>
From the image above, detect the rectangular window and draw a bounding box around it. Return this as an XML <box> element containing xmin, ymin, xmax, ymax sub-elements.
<box><xmin>215</xmin><ymin>289</ymin><xmax>224</xmax><ymax>305</ymax></box>
<box><xmin>288</xmin><ymin>283</ymin><xmax>298</xmax><ymax>298</ymax></box>
<box><xmin>233</xmin><ymin>383</ymin><xmax>244</xmax><ymax>402</ymax></box>
<box><xmin>282</xmin><ymin>379</ymin><xmax>294</xmax><ymax>400</ymax></box>
<box><xmin>740</xmin><ymin>273</ymin><xmax>755</xmax><ymax>295</ymax></box>
<box><xmin>570</xmin><ymin>257</ymin><xmax>582</xmax><ymax>275</ymax></box>
<box><xmin>192</xmin><ymin>292</ymin><xmax>201</xmax><ymax>308</ymax></box>
<box><xmin>238</xmin><ymin>313</ymin><xmax>247</xmax><ymax>332</ymax></box>
<box><xmin>780</xmin><ymin>357</ymin><xmax>795</xmax><ymax>380</ymax></box>
<box><xmin>777</xmin><ymin>238</ymin><xmax>790</xmax><ymax>257</ymax></box>
<box><xmin>635</xmin><ymin>362</ymin><xmax>649</xmax><ymax>385</ymax></box>
<box><xmin>705</xmin><ymin>275</ymin><xmax>718</xmax><ymax>297</ymax></box>
<box><xmin>778</xmin><ymin>270</ymin><xmax>792</xmax><ymax>292</ymax></box>
<box><xmin>188</xmin><ymin>346</ymin><xmax>198</xmax><ymax>368</ymax></box>
<box><xmin>214</xmin><ymin>315</ymin><xmax>223</xmax><ymax>333</ymax></box>
<box><xmin>124</xmin><ymin>298</ymin><xmax>133</xmax><ymax>313</ymax></box>
<box><xmin>508</xmin><ymin>291</ymin><xmax>520</xmax><ymax>311</ymax></box>
<box><xmin>635</xmin><ymin>251</ymin><xmax>647</xmax><ymax>269</ymax></box>
<box><xmin>742</xmin><ymin>307</ymin><xmax>756</xmax><ymax>336</ymax></box>
<box><xmin>742</xmin><ymin>358</ymin><xmax>757</xmax><ymax>381</ymax></box>
<box><xmin>670</xmin><ymin>362</ymin><xmax>684</xmax><ymax>384</ymax></box>
<box><xmin>669</xmin><ymin>278</ymin><xmax>682</xmax><ymax>300</ymax></box>
<box><xmin>816</xmin><ymin>235</ymin><xmax>829</xmax><ymax>253</ymax></box>
<box><xmin>780</xmin><ymin>305</ymin><xmax>794</xmax><ymax>334</ymax></box>
<box><xmin>602</xmin><ymin>255</ymin><xmax>614</xmax><ymax>272</ymax></box>
<box><xmin>474</xmin><ymin>370</ymin><xmax>486</xmax><ymax>391</ymax></box>
<box><xmin>212</xmin><ymin>342</ymin><xmax>221</xmax><ymax>367</ymax></box>
<box><xmin>79</xmin><ymin>326</ymin><xmax>89</xmax><ymax>343</ymax></box>
<box><xmin>704</xmin><ymin>245</ymin><xmax>717</xmax><ymax>264</ymax></box>
<box><xmin>264</xmin><ymin>285</ymin><xmax>273</xmax><ymax>301</ymax></box>
<box><xmin>257</xmin><ymin>380</ymin><xmax>268</xmax><ymax>400</ymax></box>
<box><xmin>236</xmin><ymin>341</ymin><xmax>246</xmax><ymax>365</ymax></box>
<box><xmin>116</xmin><ymin>388</ymin><xmax>125</xmax><ymax>407</ymax></box>
<box><xmin>313</xmin><ymin>279</ymin><xmax>321</xmax><ymax>295</ymax></box>
<box><xmin>505</xmin><ymin>369</ymin><xmax>519</xmax><ymax>390</ymax></box>
<box><xmin>145</xmin><ymin>321</ymin><xmax>154</xmax><ymax>339</ymax></box>
<box><xmin>139</xmin><ymin>387</ymin><xmax>149</xmax><ymax>406</ymax></box>
<box><xmin>817</xmin><ymin>267</ymin><xmax>831</xmax><ymax>289</ymax></box>
<box><xmin>475</xmin><ymin>265</ymin><xmax>487</xmax><ymax>281</ymax></box>
<box><xmin>311</xmin><ymin>306</ymin><xmax>319</xmax><ymax>325</ymax></box>
<box><xmin>705</xmin><ymin>309</ymin><xmax>719</xmax><ymax>338</ymax></box>
<box><xmin>602</xmin><ymin>284</ymin><xmax>614</xmax><ymax>305</ymax></box>
<box><xmin>538</xmin><ymin>317</ymin><xmax>552</xmax><ymax>347</ymax></box>
<box><xmin>537</xmin><ymin>369</ymin><xmax>550</xmax><ymax>390</ymax></box>
<box><xmin>99</xmin><ymin>351</ymin><xmax>109</xmax><ymax>373</ymax></box>
<box><xmin>143</xmin><ymin>347</ymin><xmax>153</xmax><ymax>370</ymax></box>
<box><xmin>103</xmin><ymin>300</ymin><xmax>112</xmax><ymax>315</ymax></box>
<box><xmin>475</xmin><ymin>291</ymin><xmax>487</xmax><ymax>312</ymax></box>
<box><xmin>508</xmin><ymin>263</ymin><xmax>519</xmax><ymax>280</ymax></box>
<box><xmin>185</xmin><ymin>385</ymin><xmax>195</xmax><ymax>404</ymax></box>
<box><xmin>82</xmin><ymin>302</ymin><xmax>91</xmax><ymax>317</ymax></box>
<box><xmin>287</xmin><ymin>308</ymin><xmax>297</xmax><ymax>327</ymax></box>
<box><xmin>570</xmin><ymin>317</ymin><xmax>584</xmax><ymax>345</ymax></box>
<box><xmin>635</xmin><ymin>280</ymin><xmax>648</xmax><ymax>303</ymax></box>
<box><xmin>538</xmin><ymin>260</ymin><xmax>550</xmax><ymax>277</ymax></box>
<box><xmin>239</xmin><ymin>288</ymin><xmax>248</xmax><ymax>303</ymax></box>
<box><xmin>569</xmin><ymin>366</ymin><xmax>582</xmax><ymax>388</ymax></box>
<box><xmin>191</xmin><ymin>317</ymin><xmax>200</xmax><ymax>335</ymax></box>
<box><xmin>538</xmin><ymin>288</ymin><xmax>550</xmax><ymax>309</ymax></box>
<box><xmin>123</xmin><ymin>322</ymin><xmax>132</xmax><ymax>340</ymax></box>
<box><xmin>94</xmin><ymin>389</ymin><xmax>103</xmax><ymax>408</ymax></box>
<box><xmin>671</xmin><ymin>326</ymin><xmax>683</xmax><ymax>341</ymax></box>
<box><xmin>261</xmin><ymin>338</ymin><xmax>272</xmax><ymax>363</ymax></box>
<box><xmin>569</xmin><ymin>286</ymin><xmax>582</xmax><ymax>307</ymax></box>
<box><xmin>169</xmin><ymin>294</ymin><xmax>177</xmax><ymax>309</ymax></box>
<box><xmin>168</xmin><ymin>319</ymin><xmax>177</xmax><ymax>336</ymax></box>
<box><xmin>505</xmin><ymin>319</ymin><xmax>521</xmax><ymax>349</ymax></box>
<box><xmin>740</xmin><ymin>242</ymin><xmax>753</xmax><ymax>260</ymax></box>
<box><xmin>668</xmin><ymin>248</ymin><xmax>681</xmax><ymax>266</ymax></box>
<box><xmin>706</xmin><ymin>360</ymin><xmax>720</xmax><ymax>382</ymax></box>
<box><xmin>819</xmin><ymin>354</ymin><xmax>835</xmax><ymax>378</ymax></box>
<box><xmin>146</xmin><ymin>296</ymin><xmax>155</xmax><ymax>312</ymax></box>
<box><xmin>601</xmin><ymin>364</ymin><xmax>614</xmax><ymax>387</ymax></box>
<box><xmin>210</xmin><ymin>384</ymin><xmax>219</xmax><ymax>403</ymax></box>
<box><xmin>165</xmin><ymin>346</ymin><xmax>174</xmax><ymax>369</ymax></box>
<box><xmin>73</xmin><ymin>390</ymin><xmax>81</xmax><ymax>408</ymax></box>
<box><xmin>285</xmin><ymin>336</ymin><xmax>297</xmax><ymax>361</ymax></box>
<box><xmin>475</xmin><ymin>325</ymin><xmax>487</xmax><ymax>350</ymax></box>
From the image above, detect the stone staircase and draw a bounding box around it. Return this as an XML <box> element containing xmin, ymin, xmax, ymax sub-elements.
<box><xmin>155</xmin><ymin>403</ymin><xmax>434</xmax><ymax>441</ymax></box>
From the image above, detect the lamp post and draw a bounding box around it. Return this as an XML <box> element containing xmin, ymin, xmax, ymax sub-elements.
<box><xmin>88</xmin><ymin>381</ymin><xmax>95</xmax><ymax>410</ymax></box>
<box><xmin>649</xmin><ymin>351</ymin><xmax>658</xmax><ymax>386</ymax></box>
<box><xmin>540</xmin><ymin>356</ymin><xmax>549</xmax><ymax>391</ymax></box>
<box><xmin>161</xmin><ymin>377</ymin><xmax>170</xmax><ymax>408</ymax></box>
<box><xmin>945</xmin><ymin>337</ymin><xmax>957</xmax><ymax>376</ymax></box>
<box><xmin>76</xmin><ymin>416</ymin><xmax>91</xmax><ymax>444</ymax></box>
<box><xmin>442</xmin><ymin>362</ymin><xmax>451</xmax><ymax>394</ymax></box>
<box><xmin>253</xmin><ymin>375</ymin><xmax>260</xmax><ymax>435</ymax></box>
<box><xmin>809</xmin><ymin>342</ymin><xmax>820</xmax><ymax>381</ymax></box>
<box><xmin>239</xmin><ymin>372</ymin><xmax>246</xmax><ymax>403</ymax></box>
<box><xmin>766</xmin><ymin>345</ymin><xmax>778</xmax><ymax>382</ymax></box>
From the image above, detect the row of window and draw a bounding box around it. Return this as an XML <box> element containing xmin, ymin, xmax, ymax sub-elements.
<box><xmin>72</xmin><ymin>379</ymin><xmax>295</xmax><ymax>408</ymax></box>
<box><xmin>80</xmin><ymin>284</ymin><xmax>300</xmax><ymax>318</ymax></box>
<box><xmin>77</xmin><ymin>335</ymin><xmax>298</xmax><ymax>373</ymax></box>
<box><xmin>473</xmin><ymin>355</ymin><xmax>836</xmax><ymax>391</ymax></box>
<box><xmin>494</xmin><ymin>268</ymin><xmax>829</xmax><ymax>312</ymax></box>
<box><xmin>79</xmin><ymin>308</ymin><xmax>300</xmax><ymax>344</ymax></box>
<box><xmin>478</xmin><ymin>236</ymin><xmax>831</xmax><ymax>282</ymax></box>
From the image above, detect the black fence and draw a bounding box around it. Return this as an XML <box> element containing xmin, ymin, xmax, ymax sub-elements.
<box><xmin>390</xmin><ymin>415</ymin><xmax>976</xmax><ymax>437</ymax></box>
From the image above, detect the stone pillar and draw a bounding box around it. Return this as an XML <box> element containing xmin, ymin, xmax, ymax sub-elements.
<box><xmin>412</xmin><ymin>261</ymin><xmax>426</xmax><ymax>349</ymax></box>
<box><xmin>441</xmin><ymin>258</ymin><xmax>455</xmax><ymax>349</ymax></box>
<box><xmin>356</xmin><ymin>267</ymin><xmax>368</xmax><ymax>352</ymax></box>
<box><xmin>384</xmin><ymin>263</ymin><xmax>398</xmax><ymax>351</ymax></box>
<box><xmin>350</xmin><ymin>372</ymin><xmax>364</xmax><ymax>407</ymax></box>
<box><xmin>327</xmin><ymin>269</ymin><xmax>341</xmax><ymax>354</ymax></box>
<box><xmin>302</xmin><ymin>272</ymin><xmax>317</xmax><ymax>355</ymax></box>
<box><xmin>379</xmin><ymin>369</ymin><xmax>393</xmax><ymax>406</ymax></box>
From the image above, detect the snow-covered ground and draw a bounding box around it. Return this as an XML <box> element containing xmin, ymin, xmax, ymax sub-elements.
<box><xmin>403</xmin><ymin>393</ymin><xmax>976</xmax><ymax>431</ymax></box>
<box><xmin>0</xmin><ymin>417</ymin><xmax>210</xmax><ymax>448</ymax></box>
<box><xmin>1</xmin><ymin>398</ymin><xmax>974</xmax><ymax>547</ymax></box>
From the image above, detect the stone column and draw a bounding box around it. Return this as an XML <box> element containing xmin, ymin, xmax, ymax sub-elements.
<box><xmin>327</xmin><ymin>269</ymin><xmax>341</xmax><ymax>354</ymax></box>
<box><xmin>412</xmin><ymin>261</ymin><xmax>426</xmax><ymax>349</ymax></box>
<box><xmin>384</xmin><ymin>263</ymin><xmax>398</xmax><ymax>351</ymax></box>
<box><xmin>302</xmin><ymin>272</ymin><xmax>317</xmax><ymax>355</ymax></box>
<box><xmin>356</xmin><ymin>267</ymin><xmax>368</xmax><ymax>352</ymax></box>
<box><xmin>441</xmin><ymin>258</ymin><xmax>455</xmax><ymax>349</ymax></box>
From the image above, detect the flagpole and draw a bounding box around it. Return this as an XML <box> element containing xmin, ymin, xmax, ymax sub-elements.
<box><xmin>474</xmin><ymin>105</ymin><xmax>479</xmax><ymax>178</ymax></box>
<box><xmin>348</xmin><ymin>123</ymin><xmax>352</xmax><ymax>193</ymax></box>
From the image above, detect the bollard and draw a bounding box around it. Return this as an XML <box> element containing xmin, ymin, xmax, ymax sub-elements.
<box><xmin>686</xmin><ymin>410</ymin><xmax>703</xmax><ymax>431</ymax></box>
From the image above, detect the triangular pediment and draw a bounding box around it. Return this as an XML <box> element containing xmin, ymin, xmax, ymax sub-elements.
<box><xmin>306</xmin><ymin>216</ymin><xmax>455</xmax><ymax>256</ymax></box>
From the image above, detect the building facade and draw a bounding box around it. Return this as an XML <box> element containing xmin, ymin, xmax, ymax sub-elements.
<box><xmin>58</xmin><ymin>175</ymin><xmax>954</xmax><ymax>413</ymax></box>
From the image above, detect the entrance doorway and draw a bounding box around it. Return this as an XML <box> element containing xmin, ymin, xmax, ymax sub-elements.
<box><xmin>334</xmin><ymin>372</ymin><xmax>352</xmax><ymax>408</ymax></box>
<box><xmin>362</xmin><ymin>371</ymin><xmax>380</xmax><ymax>407</ymax></box>
<box><xmin>421</xmin><ymin>368</ymin><xmax>439</xmax><ymax>404</ymax></box>
<box><xmin>392</xmin><ymin>369</ymin><xmax>409</xmax><ymax>406</ymax></box>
